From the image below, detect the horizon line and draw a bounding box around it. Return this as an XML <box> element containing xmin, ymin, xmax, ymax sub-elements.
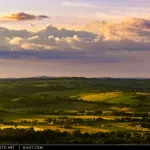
<box><xmin>0</xmin><ymin>76</ymin><xmax>150</xmax><ymax>80</ymax></box>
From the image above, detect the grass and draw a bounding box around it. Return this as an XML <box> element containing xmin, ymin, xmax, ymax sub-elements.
<box><xmin>11</xmin><ymin>98</ymin><xmax>22</xmax><ymax>102</ymax></box>
<box><xmin>0</xmin><ymin>84</ymin><xmax>13</xmax><ymax>88</ymax></box>
<box><xmin>0</xmin><ymin>113</ymin><xmax>43</xmax><ymax>121</ymax></box>
<box><xmin>74</xmin><ymin>125</ymin><xmax>109</xmax><ymax>133</ymax></box>
<box><xmin>31</xmin><ymin>90</ymin><xmax>79</xmax><ymax>97</ymax></box>
<box><xmin>93</xmin><ymin>122</ymin><xmax>150</xmax><ymax>132</ymax></box>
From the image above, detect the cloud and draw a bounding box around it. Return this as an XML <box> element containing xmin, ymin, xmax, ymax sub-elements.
<box><xmin>28</xmin><ymin>36</ymin><xmax>40</xmax><ymax>41</ymax></box>
<box><xmin>21</xmin><ymin>43</ymin><xmax>53</xmax><ymax>51</ymax></box>
<box><xmin>83</xmin><ymin>18</ymin><xmax>150</xmax><ymax>40</ymax></box>
<box><xmin>10</xmin><ymin>37</ymin><xmax>24</xmax><ymax>45</ymax></box>
<box><xmin>38</xmin><ymin>15</ymin><xmax>50</xmax><ymax>20</ymax></box>
<box><xmin>62</xmin><ymin>2</ymin><xmax>97</xmax><ymax>8</ymax></box>
<box><xmin>2</xmin><ymin>12</ymin><xmax>50</xmax><ymax>21</ymax></box>
<box><xmin>0</xmin><ymin>17</ymin><xmax>150</xmax><ymax>65</ymax></box>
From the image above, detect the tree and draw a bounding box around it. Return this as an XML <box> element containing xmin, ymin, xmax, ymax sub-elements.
<box><xmin>73</xmin><ymin>130</ymin><xmax>81</xmax><ymax>137</ymax></box>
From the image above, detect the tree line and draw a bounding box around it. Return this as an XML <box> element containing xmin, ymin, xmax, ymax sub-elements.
<box><xmin>0</xmin><ymin>128</ymin><xmax>150</xmax><ymax>144</ymax></box>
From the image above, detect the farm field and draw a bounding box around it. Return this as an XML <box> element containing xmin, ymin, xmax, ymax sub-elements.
<box><xmin>0</xmin><ymin>77</ymin><xmax>150</xmax><ymax>135</ymax></box>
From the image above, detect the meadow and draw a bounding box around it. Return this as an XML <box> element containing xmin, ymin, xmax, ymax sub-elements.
<box><xmin>0</xmin><ymin>77</ymin><xmax>150</xmax><ymax>134</ymax></box>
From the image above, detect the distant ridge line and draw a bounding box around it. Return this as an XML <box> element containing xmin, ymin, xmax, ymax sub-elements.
<box><xmin>0</xmin><ymin>76</ymin><xmax>150</xmax><ymax>80</ymax></box>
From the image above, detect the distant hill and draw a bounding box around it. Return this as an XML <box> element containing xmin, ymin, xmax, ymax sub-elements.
<box><xmin>0</xmin><ymin>76</ymin><xmax>150</xmax><ymax>80</ymax></box>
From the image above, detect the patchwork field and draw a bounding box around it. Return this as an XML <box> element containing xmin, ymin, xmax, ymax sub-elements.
<box><xmin>0</xmin><ymin>78</ymin><xmax>150</xmax><ymax>134</ymax></box>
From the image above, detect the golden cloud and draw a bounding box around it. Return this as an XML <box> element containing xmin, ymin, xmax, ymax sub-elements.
<box><xmin>2</xmin><ymin>12</ymin><xmax>49</xmax><ymax>21</ymax></box>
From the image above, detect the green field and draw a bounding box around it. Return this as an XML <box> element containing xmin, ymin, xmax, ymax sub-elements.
<box><xmin>0</xmin><ymin>78</ymin><xmax>150</xmax><ymax>133</ymax></box>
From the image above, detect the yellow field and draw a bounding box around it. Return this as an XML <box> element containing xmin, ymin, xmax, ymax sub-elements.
<box><xmin>101</xmin><ymin>116</ymin><xmax>142</xmax><ymax>120</ymax></box>
<box><xmin>35</xmin><ymin>125</ymin><xmax>74</xmax><ymax>133</ymax></box>
<box><xmin>0</xmin><ymin>125</ymin><xmax>43</xmax><ymax>131</ymax></box>
<box><xmin>110</xmin><ymin>106</ymin><xmax>133</xmax><ymax>112</ymax></box>
<box><xmin>136</xmin><ymin>92</ymin><xmax>150</xmax><ymax>95</ymax></box>
<box><xmin>78</xmin><ymin>92</ymin><xmax>122</xmax><ymax>101</ymax></box>
<box><xmin>13</xmin><ymin>118</ymin><xmax>45</xmax><ymax>122</ymax></box>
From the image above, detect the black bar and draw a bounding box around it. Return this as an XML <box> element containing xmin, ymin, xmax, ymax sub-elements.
<box><xmin>19</xmin><ymin>145</ymin><xmax>150</xmax><ymax>150</ymax></box>
<box><xmin>0</xmin><ymin>145</ymin><xmax>150</xmax><ymax>150</ymax></box>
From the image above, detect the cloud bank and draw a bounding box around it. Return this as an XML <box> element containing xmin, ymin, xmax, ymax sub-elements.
<box><xmin>0</xmin><ymin>17</ymin><xmax>150</xmax><ymax>65</ymax></box>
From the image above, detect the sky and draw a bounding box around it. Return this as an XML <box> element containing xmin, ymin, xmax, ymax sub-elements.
<box><xmin>0</xmin><ymin>0</ymin><xmax>150</xmax><ymax>78</ymax></box>
<box><xmin>1</xmin><ymin>0</ymin><xmax>150</xmax><ymax>30</ymax></box>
